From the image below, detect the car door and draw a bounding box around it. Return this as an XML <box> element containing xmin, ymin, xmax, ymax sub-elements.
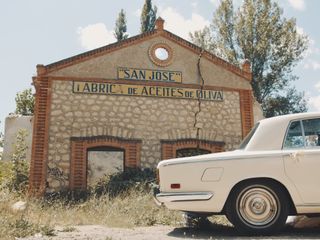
<box><xmin>283</xmin><ymin>118</ymin><xmax>320</xmax><ymax>204</ymax></box>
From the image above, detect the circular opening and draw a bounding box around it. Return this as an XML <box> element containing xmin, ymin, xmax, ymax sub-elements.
<box><xmin>149</xmin><ymin>43</ymin><xmax>173</xmax><ymax>67</ymax></box>
<box><xmin>154</xmin><ymin>47</ymin><xmax>169</xmax><ymax>61</ymax></box>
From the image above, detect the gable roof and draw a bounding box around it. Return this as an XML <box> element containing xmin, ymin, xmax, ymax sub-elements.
<box><xmin>38</xmin><ymin>20</ymin><xmax>251</xmax><ymax>81</ymax></box>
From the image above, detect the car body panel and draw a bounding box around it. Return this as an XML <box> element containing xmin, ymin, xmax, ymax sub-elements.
<box><xmin>284</xmin><ymin>149</ymin><xmax>320</xmax><ymax>204</ymax></box>
<box><xmin>158</xmin><ymin>150</ymin><xmax>303</xmax><ymax>213</ymax></box>
<box><xmin>155</xmin><ymin>112</ymin><xmax>320</xmax><ymax>215</ymax></box>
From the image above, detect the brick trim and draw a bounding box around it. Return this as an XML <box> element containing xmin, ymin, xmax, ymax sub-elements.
<box><xmin>239</xmin><ymin>90</ymin><xmax>254</xmax><ymax>138</ymax></box>
<box><xmin>39</xmin><ymin>29</ymin><xmax>251</xmax><ymax>81</ymax></box>
<box><xmin>69</xmin><ymin>136</ymin><xmax>142</xmax><ymax>190</ymax></box>
<box><xmin>161</xmin><ymin>139</ymin><xmax>225</xmax><ymax>160</ymax></box>
<box><xmin>29</xmin><ymin>77</ymin><xmax>52</xmax><ymax>195</ymax></box>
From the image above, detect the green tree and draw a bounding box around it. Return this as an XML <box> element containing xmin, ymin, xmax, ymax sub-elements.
<box><xmin>15</xmin><ymin>88</ymin><xmax>35</xmax><ymax>115</ymax></box>
<box><xmin>190</xmin><ymin>0</ymin><xmax>308</xmax><ymax>117</ymax></box>
<box><xmin>140</xmin><ymin>0</ymin><xmax>157</xmax><ymax>33</ymax></box>
<box><xmin>114</xmin><ymin>9</ymin><xmax>129</xmax><ymax>41</ymax></box>
<box><xmin>263</xmin><ymin>88</ymin><xmax>307</xmax><ymax>118</ymax></box>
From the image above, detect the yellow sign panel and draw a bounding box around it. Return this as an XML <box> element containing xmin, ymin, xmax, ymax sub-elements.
<box><xmin>118</xmin><ymin>67</ymin><xmax>182</xmax><ymax>83</ymax></box>
<box><xmin>73</xmin><ymin>81</ymin><xmax>223</xmax><ymax>102</ymax></box>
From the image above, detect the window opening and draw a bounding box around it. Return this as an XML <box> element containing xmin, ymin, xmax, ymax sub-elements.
<box><xmin>176</xmin><ymin>148</ymin><xmax>211</xmax><ymax>158</ymax></box>
<box><xmin>87</xmin><ymin>146</ymin><xmax>124</xmax><ymax>186</ymax></box>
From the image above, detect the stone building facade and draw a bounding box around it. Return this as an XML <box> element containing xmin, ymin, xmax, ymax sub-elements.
<box><xmin>29</xmin><ymin>18</ymin><xmax>255</xmax><ymax>194</ymax></box>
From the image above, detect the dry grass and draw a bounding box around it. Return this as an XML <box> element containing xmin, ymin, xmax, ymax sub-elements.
<box><xmin>0</xmin><ymin>187</ymin><xmax>183</xmax><ymax>240</ymax></box>
<box><xmin>0</xmin><ymin>165</ymin><xmax>230</xmax><ymax>240</ymax></box>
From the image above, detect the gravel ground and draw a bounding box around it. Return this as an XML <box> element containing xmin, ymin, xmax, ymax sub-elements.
<box><xmin>19</xmin><ymin>224</ymin><xmax>320</xmax><ymax>240</ymax></box>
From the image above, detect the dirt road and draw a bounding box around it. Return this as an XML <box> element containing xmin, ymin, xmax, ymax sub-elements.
<box><xmin>20</xmin><ymin>224</ymin><xmax>320</xmax><ymax>240</ymax></box>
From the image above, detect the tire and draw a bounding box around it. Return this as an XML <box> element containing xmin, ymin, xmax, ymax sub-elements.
<box><xmin>225</xmin><ymin>181</ymin><xmax>289</xmax><ymax>235</ymax></box>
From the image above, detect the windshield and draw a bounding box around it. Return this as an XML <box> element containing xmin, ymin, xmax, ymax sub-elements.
<box><xmin>239</xmin><ymin>123</ymin><xmax>260</xmax><ymax>150</ymax></box>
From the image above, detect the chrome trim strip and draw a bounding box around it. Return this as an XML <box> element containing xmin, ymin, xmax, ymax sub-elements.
<box><xmin>162</xmin><ymin>153</ymin><xmax>290</xmax><ymax>167</ymax></box>
<box><xmin>156</xmin><ymin>191</ymin><xmax>213</xmax><ymax>202</ymax></box>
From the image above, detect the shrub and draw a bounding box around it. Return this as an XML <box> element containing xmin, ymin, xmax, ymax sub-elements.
<box><xmin>43</xmin><ymin>168</ymin><xmax>156</xmax><ymax>201</ymax></box>
<box><xmin>92</xmin><ymin>168</ymin><xmax>156</xmax><ymax>197</ymax></box>
<box><xmin>0</xmin><ymin>161</ymin><xmax>14</xmax><ymax>188</ymax></box>
<box><xmin>1</xmin><ymin>130</ymin><xmax>30</xmax><ymax>193</ymax></box>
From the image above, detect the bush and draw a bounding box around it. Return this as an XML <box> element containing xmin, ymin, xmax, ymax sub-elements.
<box><xmin>0</xmin><ymin>161</ymin><xmax>13</xmax><ymax>188</ymax></box>
<box><xmin>0</xmin><ymin>130</ymin><xmax>29</xmax><ymax>193</ymax></box>
<box><xmin>92</xmin><ymin>168</ymin><xmax>156</xmax><ymax>197</ymax></box>
<box><xmin>43</xmin><ymin>168</ymin><xmax>156</xmax><ymax>202</ymax></box>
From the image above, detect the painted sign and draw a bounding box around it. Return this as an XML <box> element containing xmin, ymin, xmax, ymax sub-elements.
<box><xmin>118</xmin><ymin>67</ymin><xmax>182</xmax><ymax>83</ymax></box>
<box><xmin>73</xmin><ymin>81</ymin><xmax>223</xmax><ymax>102</ymax></box>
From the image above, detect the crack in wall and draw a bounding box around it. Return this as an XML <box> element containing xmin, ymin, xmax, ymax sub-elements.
<box><xmin>193</xmin><ymin>49</ymin><xmax>205</xmax><ymax>149</ymax></box>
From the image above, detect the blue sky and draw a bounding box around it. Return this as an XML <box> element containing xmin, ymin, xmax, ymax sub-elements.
<box><xmin>0</xmin><ymin>0</ymin><xmax>319</xmax><ymax>132</ymax></box>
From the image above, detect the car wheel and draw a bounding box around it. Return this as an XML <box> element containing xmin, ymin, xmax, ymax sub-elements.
<box><xmin>226</xmin><ymin>181</ymin><xmax>289</xmax><ymax>234</ymax></box>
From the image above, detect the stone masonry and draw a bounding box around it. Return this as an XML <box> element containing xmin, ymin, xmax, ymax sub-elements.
<box><xmin>29</xmin><ymin>18</ymin><xmax>255</xmax><ymax>194</ymax></box>
<box><xmin>47</xmin><ymin>80</ymin><xmax>242</xmax><ymax>190</ymax></box>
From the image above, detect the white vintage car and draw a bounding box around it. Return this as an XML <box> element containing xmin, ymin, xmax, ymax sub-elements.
<box><xmin>154</xmin><ymin>112</ymin><xmax>320</xmax><ymax>234</ymax></box>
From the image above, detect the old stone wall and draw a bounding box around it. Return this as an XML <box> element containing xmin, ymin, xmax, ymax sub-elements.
<box><xmin>47</xmin><ymin>80</ymin><xmax>242</xmax><ymax>190</ymax></box>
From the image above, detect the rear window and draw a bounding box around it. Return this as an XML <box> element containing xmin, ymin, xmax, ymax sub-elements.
<box><xmin>239</xmin><ymin>123</ymin><xmax>260</xmax><ymax>150</ymax></box>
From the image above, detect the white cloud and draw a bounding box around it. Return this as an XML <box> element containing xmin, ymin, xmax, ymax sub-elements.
<box><xmin>134</xmin><ymin>8</ymin><xmax>141</xmax><ymax>17</ymax></box>
<box><xmin>287</xmin><ymin>0</ymin><xmax>305</xmax><ymax>11</ymax></box>
<box><xmin>77</xmin><ymin>23</ymin><xmax>116</xmax><ymax>50</ymax></box>
<box><xmin>209</xmin><ymin>0</ymin><xmax>220</xmax><ymax>7</ymax></box>
<box><xmin>315</xmin><ymin>82</ymin><xmax>320</xmax><ymax>91</ymax></box>
<box><xmin>309</xmin><ymin>96</ymin><xmax>320</xmax><ymax>111</ymax></box>
<box><xmin>303</xmin><ymin>60</ymin><xmax>320</xmax><ymax>70</ymax></box>
<box><xmin>191</xmin><ymin>1</ymin><xmax>198</xmax><ymax>8</ymax></box>
<box><xmin>308</xmin><ymin>82</ymin><xmax>320</xmax><ymax>111</ymax></box>
<box><xmin>311</xmin><ymin>61</ymin><xmax>320</xmax><ymax>70</ymax></box>
<box><xmin>159</xmin><ymin>7</ymin><xmax>210</xmax><ymax>40</ymax></box>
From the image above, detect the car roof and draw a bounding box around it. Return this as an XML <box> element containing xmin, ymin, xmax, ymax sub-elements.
<box><xmin>259</xmin><ymin>112</ymin><xmax>320</xmax><ymax>125</ymax></box>
<box><xmin>245</xmin><ymin>112</ymin><xmax>320</xmax><ymax>151</ymax></box>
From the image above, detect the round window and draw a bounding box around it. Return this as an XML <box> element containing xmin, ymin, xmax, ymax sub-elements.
<box><xmin>149</xmin><ymin>43</ymin><xmax>173</xmax><ymax>67</ymax></box>
<box><xmin>154</xmin><ymin>47</ymin><xmax>169</xmax><ymax>61</ymax></box>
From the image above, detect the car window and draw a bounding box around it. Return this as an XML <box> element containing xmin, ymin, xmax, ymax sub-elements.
<box><xmin>302</xmin><ymin>118</ymin><xmax>320</xmax><ymax>147</ymax></box>
<box><xmin>283</xmin><ymin>120</ymin><xmax>304</xmax><ymax>149</ymax></box>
